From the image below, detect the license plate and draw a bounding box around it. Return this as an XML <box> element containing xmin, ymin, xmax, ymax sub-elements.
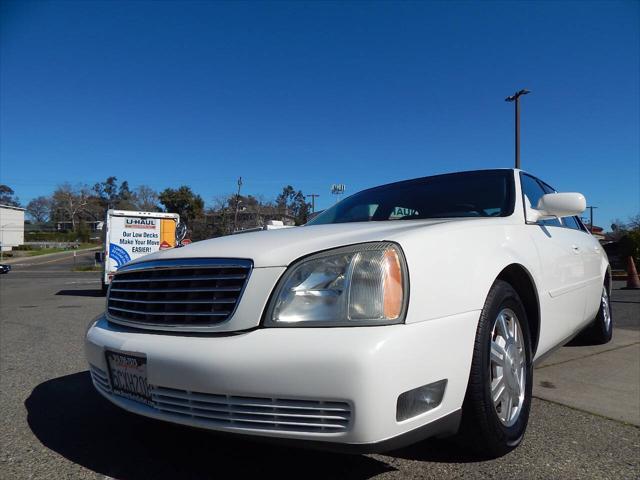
<box><xmin>105</xmin><ymin>350</ymin><xmax>152</xmax><ymax>406</ymax></box>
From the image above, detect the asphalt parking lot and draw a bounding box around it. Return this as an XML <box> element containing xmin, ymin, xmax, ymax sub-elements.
<box><xmin>1</xmin><ymin>250</ymin><xmax>639</xmax><ymax>479</ymax></box>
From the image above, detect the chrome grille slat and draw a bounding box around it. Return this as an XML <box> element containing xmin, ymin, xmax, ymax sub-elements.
<box><xmin>109</xmin><ymin>306</ymin><xmax>231</xmax><ymax>317</ymax></box>
<box><xmin>110</xmin><ymin>286</ymin><xmax>242</xmax><ymax>293</ymax></box>
<box><xmin>109</xmin><ymin>297</ymin><xmax>237</xmax><ymax>305</ymax></box>
<box><xmin>106</xmin><ymin>259</ymin><xmax>252</xmax><ymax>331</ymax></box>
<box><xmin>111</xmin><ymin>273</ymin><xmax>247</xmax><ymax>283</ymax></box>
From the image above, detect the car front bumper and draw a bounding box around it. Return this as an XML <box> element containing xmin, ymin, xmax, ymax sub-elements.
<box><xmin>85</xmin><ymin>310</ymin><xmax>479</xmax><ymax>452</ymax></box>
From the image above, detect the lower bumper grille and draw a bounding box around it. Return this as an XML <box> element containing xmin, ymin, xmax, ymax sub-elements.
<box><xmin>90</xmin><ymin>365</ymin><xmax>351</xmax><ymax>434</ymax></box>
<box><xmin>90</xmin><ymin>365</ymin><xmax>111</xmax><ymax>393</ymax></box>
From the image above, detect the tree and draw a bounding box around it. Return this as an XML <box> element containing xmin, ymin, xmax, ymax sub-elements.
<box><xmin>158</xmin><ymin>186</ymin><xmax>204</xmax><ymax>224</ymax></box>
<box><xmin>628</xmin><ymin>214</ymin><xmax>640</xmax><ymax>231</ymax></box>
<box><xmin>0</xmin><ymin>184</ymin><xmax>20</xmax><ymax>207</ymax></box>
<box><xmin>92</xmin><ymin>176</ymin><xmax>119</xmax><ymax>210</ymax></box>
<box><xmin>51</xmin><ymin>183</ymin><xmax>90</xmax><ymax>231</ymax></box>
<box><xmin>26</xmin><ymin>196</ymin><xmax>52</xmax><ymax>223</ymax></box>
<box><xmin>116</xmin><ymin>181</ymin><xmax>136</xmax><ymax>210</ymax></box>
<box><xmin>134</xmin><ymin>185</ymin><xmax>160</xmax><ymax>212</ymax></box>
<box><xmin>89</xmin><ymin>177</ymin><xmax>140</xmax><ymax>213</ymax></box>
<box><xmin>609</xmin><ymin>219</ymin><xmax>628</xmax><ymax>242</ymax></box>
<box><xmin>610</xmin><ymin>215</ymin><xmax>640</xmax><ymax>241</ymax></box>
<box><xmin>277</xmin><ymin>185</ymin><xmax>310</xmax><ymax>225</ymax></box>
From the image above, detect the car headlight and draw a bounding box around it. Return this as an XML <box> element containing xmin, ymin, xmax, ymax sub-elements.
<box><xmin>265</xmin><ymin>242</ymin><xmax>408</xmax><ymax>327</ymax></box>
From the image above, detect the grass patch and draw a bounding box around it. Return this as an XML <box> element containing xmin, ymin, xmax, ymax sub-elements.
<box><xmin>72</xmin><ymin>265</ymin><xmax>102</xmax><ymax>272</ymax></box>
<box><xmin>27</xmin><ymin>247</ymin><xmax>68</xmax><ymax>256</ymax></box>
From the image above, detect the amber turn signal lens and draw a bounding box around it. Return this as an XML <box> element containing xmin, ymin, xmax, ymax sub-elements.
<box><xmin>383</xmin><ymin>248</ymin><xmax>403</xmax><ymax>319</ymax></box>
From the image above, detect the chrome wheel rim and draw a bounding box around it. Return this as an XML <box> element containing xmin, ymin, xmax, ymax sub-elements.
<box><xmin>490</xmin><ymin>308</ymin><xmax>526</xmax><ymax>427</ymax></box>
<box><xmin>601</xmin><ymin>286</ymin><xmax>611</xmax><ymax>331</ymax></box>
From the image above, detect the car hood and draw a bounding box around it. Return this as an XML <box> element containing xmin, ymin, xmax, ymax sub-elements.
<box><xmin>130</xmin><ymin>219</ymin><xmax>482</xmax><ymax>268</ymax></box>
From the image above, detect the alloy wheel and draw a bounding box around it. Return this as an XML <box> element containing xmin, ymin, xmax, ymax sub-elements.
<box><xmin>489</xmin><ymin>308</ymin><xmax>526</xmax><ymax>427</ymax></box>
<box><xmin>601</xmin><ymin>286</ymin><xmax>611</xmax><ymax>331</ymax></box>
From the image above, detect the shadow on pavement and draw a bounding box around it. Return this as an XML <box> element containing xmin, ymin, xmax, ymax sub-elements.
<box><xmin>26</xmin><ymin>372</ymin><xmax>394</xmax><ymax>479</ymax></box>
<box><xmin>25</xmin><ymin>372</ymin><xmax>487</xmax><ymax>478</ymax></box>
<box><xmin>56</xmin><ymin>289</ymin><xmax>104</xmax><ymax>298</ymax></box>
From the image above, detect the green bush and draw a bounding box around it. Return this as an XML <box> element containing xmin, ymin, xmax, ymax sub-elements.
<box><xmin>26</xmin><ymin>231</ymin><xmax>83</xmax><ymax>242</ymax></box>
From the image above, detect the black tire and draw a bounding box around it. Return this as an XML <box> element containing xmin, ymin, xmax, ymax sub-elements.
<box><xmin>459</xmin><ymin>279</ymin><xmax>533</xmax><ymax>458</ymax></box>
<box><xmin>576</xmin><ymin>282</ymin><xmax>613</xmax><ymax>345</ymax></box>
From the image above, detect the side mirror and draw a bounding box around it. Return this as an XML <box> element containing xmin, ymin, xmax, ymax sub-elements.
<box><xmin>175</xmin><ymin>222</ymin><xmax>187</xmax><ymax>244</ymax></box>
<box><xmin>528</xmin><ymin>192</ymin><xmax>586</xmax><ymax>222</ymax></box>
<box><xmin>94</xmin><ymin>252</ymin><xmax>104</xmax><ymax>263</ymax></box>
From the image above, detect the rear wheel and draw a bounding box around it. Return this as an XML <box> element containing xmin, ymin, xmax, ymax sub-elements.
<box><xmin>460</xmin><ymin>280</ymin><xmax>533</xmax><ymax>457</ymax></box>
<box><xmin>577</xmin><ymin>283</ymin><xmax>613</xmax><ymax>345</ymax></box>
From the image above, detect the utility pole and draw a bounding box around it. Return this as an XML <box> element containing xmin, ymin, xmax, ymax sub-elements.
<box><xmin>233</xmin><ymin>177</ymin><xmax>243</xmax><ymax>233</ymax></box>
<box><xmin>306</xmin><ymin>194</ymin><xmax>319</xmax><ymax>213</ymax></box>
<box><xmin>587</xmin><ymin>206</ymin><xmax>598</xmax><ymax>233</ymax></box>
<box><xmin>505</xmin><ymin>89</ymin><xmax>531</xmax><ymax>169</ymax></box>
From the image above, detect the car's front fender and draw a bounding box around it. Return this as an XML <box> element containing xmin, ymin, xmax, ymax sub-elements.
<box><xmin>392</xmin><ymin>222</ymin><xmax>542</xmax><ymax>324</ymax></box>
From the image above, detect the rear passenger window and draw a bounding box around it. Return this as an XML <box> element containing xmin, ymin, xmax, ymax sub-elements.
<box><xmin>562</xmin><ymin>216</ymin><xmax>582</xmax><ymax>230</ymax></box>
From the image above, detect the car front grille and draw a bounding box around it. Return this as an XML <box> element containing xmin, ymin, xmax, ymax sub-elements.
<box><xmin>89</xmin><ymin>365</ymin><xmax>351</xmax><ymax>434</ymax></box>
<box><xmin>107</xmin><ymin>258</ymin><xmax>252</xmax><ymax>332</ymax></box>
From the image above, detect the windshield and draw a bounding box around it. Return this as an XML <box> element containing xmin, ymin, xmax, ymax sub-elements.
<box><xmin>308</xmin><ymin>170</ymin><xmax>515</xmax><ymax>225</ymax></box>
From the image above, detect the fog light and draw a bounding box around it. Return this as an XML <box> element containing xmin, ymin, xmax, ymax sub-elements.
<box><xmin>396</xmin><ymin>379</ymin><xmax>447</xmax><ymax>421</ymax></box>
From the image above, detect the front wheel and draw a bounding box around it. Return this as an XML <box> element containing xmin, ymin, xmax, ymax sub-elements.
<box><xmin>460</xmin><ymin>280</ymin><xmax>533</xmax><ymax>457</ymax></box>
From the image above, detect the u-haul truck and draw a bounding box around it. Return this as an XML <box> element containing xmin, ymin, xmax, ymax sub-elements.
<box><xmin>101</xmin><ymin>209</ymin><xmax>180</xmax><ymax>292</ymax></box>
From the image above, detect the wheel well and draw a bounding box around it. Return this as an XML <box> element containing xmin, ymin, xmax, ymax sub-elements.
<box><xmin>604</xmin><ymin>268</ymin><xmax>611</xmax><ymax>295</ymax></box>
<box><xmin>497</xmin><ymin>264</ymin><xmax>540</xmax><ymax>355</ymax></box>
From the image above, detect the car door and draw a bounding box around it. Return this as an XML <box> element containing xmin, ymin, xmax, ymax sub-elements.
<box><xmin>559</xmin><ymin>215</ymin><xmax>603</xmax><ymax>322</ymax></box>
<box><xmin>537</xmin><ymin>179</ymin><xmax>604</xmax><ymax>324</ymax></box>
<box><xmin>520</xmin><ymin>173</ymin><xmax>588</xmax><ymax>352</ymax></box>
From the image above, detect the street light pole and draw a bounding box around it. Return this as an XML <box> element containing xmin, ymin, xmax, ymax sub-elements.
<box><xmin>233</xmin><ymin>176</ymin><xmax>243</xmax><ymax>233</ymax></box>
<box><xmin>505</xmin><ymin>89</ymin><xmax>531</xmax><ymax>169</ymax></box>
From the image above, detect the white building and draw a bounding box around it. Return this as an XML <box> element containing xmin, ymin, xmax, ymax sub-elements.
<box><xmin>0</xmin><ymin>204</ymin><xmax>25</xmax><ymax>251</ymax></box>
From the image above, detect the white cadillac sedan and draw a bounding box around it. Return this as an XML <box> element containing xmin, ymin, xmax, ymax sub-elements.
<box><xmin>85</xmin><ymin>169</ymin><xmax>611</xmax><ymax>456</ymax></box>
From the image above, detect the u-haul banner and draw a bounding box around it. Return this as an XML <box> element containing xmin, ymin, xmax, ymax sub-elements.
<box><xmin>107</xmin><ymin>216</ymin><xmax>177</xmax><ymax>271</ymax></box>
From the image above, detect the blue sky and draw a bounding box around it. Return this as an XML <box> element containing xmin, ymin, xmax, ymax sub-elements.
<box><xmin>1</xmin><ymin>0</ymin><xmax>638</xmax><ymax>227</ymax></box>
